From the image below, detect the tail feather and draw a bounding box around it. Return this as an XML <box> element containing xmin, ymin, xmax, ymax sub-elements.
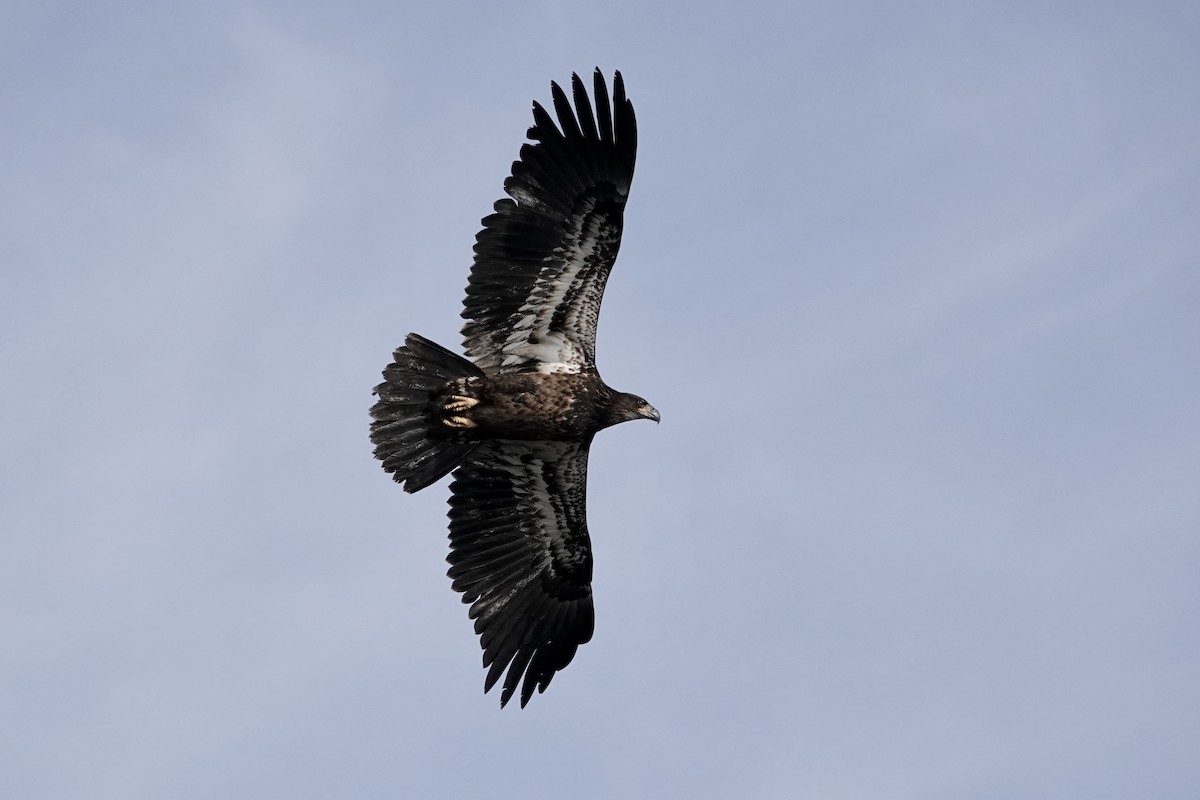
<box><xmin>371</xmin><ymin>333</ymin><xmax>483</xmax><ymax>493</ymax></box>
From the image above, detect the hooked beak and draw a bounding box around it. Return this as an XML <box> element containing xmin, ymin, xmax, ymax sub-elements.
<box><xmin>641</xmin><ymin>404</ymin><xmax>661</xmax><ymax>424</ymax></box>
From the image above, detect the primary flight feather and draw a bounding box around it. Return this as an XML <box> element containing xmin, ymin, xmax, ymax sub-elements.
<box><xmin>370</xmin><ymin>70</ymin><xmax>657</xmax><ymax>708</ymax></box>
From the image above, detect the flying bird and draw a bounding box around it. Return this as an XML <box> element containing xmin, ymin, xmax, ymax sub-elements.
<box><xmin>370</xmin><ymin>70</ymin><xmax>657</xmax><ymax>708</ymax></box>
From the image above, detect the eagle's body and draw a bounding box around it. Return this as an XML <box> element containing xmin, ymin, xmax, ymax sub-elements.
<box><xmin>436</xmin><ymin>371</ymin><xmax>633</xmax><ymax>441</ymax></box>
<box><xmin>370</xmin><ymin>70</ymin><xmax>656</xmax><ymax>708</ymax></box>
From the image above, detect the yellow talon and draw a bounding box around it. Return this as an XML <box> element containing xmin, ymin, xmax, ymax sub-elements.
<box><xmin>443</xmin><ymin>395</ymin><xmax>479</xmax><ymax>412</ymax></box>
<box><xmin>444</xmin><ymin>415</ymin><xmax>477</xmax><ymax>430</ymax></box>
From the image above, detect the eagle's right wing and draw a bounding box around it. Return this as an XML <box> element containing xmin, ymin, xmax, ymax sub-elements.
<box><xmin>461</xmin><ymin>70</ymin><xmax>637</xmax><ymax>376</ymax></box>
<box><xmin>446</xmin><ymin>439</ymin><xmax>596</xmax><ymax>707</ymax></box>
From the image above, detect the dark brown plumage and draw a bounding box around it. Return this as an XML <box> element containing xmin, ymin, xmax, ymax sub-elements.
<box><xmin>369</xmin><ymin>70</ymin><xmax>657</xmax><ymax>707</ymax></box>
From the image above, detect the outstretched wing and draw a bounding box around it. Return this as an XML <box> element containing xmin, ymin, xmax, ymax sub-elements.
<box><xmin>462</xmin><ymin>69</ymin><xmax>637</xmax><ymax>375</ymax></box>
<box><xmin>446</xmin><ymin>439</ymin><xmax>596</xmax><ymax>707</ymax></box>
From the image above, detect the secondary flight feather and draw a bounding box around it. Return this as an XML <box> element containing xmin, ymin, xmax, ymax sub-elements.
<box><xmin>370</xmin><ymin>70</ymin><xmax>657</xmax><ymax>707</ymax></box>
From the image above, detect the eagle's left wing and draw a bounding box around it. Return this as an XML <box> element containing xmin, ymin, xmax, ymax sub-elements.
<box><xmin>446</xmin><ymin>439</ymin><xmax>596</xmax><ymax>707</ymax></box>
<box><xmin>461</xmin><ymin>69</ymin><xmax>637</xmax><ymax>375</ymax></box>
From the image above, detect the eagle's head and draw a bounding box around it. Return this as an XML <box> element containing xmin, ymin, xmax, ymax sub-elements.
<box><xmin>609</xmin><ymin>392</ymin><xmax>660</xmax><ymax>426</ymax></box>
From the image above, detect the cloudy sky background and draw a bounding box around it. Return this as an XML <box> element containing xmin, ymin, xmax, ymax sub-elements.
<box><xmin>3</xmin><ymin>1</ymin><xmax>1198</xmax><ymax>797</ymax></box>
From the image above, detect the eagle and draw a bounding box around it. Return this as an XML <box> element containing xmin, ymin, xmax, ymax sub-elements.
<box><xmin>370</xmin><ymin>70</ymin><xmax>658</xmax><ymax>708</ymax></box>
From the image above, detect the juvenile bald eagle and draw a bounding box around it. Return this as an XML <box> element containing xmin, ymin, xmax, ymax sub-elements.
<box><xmin>370</xmin><ymin>70</ymin><xmax>657</xmax><ymax>708</ymax></box>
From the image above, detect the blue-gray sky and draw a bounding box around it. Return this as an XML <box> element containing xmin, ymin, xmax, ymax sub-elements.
<box><xmin>3</xmin><ymin>2</ymin><xmax>1198</xmax><ymax>797</ymax></box>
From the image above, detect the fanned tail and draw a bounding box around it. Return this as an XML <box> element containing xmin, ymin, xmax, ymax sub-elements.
<box><xmin>370</xmin><ymin>333</ymin><xmax>483</xmax><ymax>493</ymax></box>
